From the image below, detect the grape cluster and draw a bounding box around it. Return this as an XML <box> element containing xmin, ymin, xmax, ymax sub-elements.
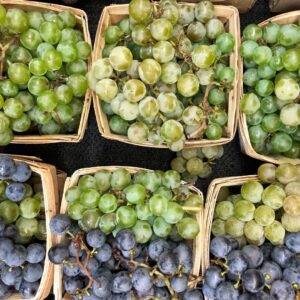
<box><xmin>49</xmin><ymin>215</ymin><xmax>203</xmax><ymax>299</ymax></box>
<box><xmin>203</xmin><ymin>234</ymin><xmax>300</xmax><ymax>300</ymax></box>
<box><xmin>65</xmin><ymin>168</ymin><xmax>203</xmax><ymax>241</ymax></box>
<box><xmin>89</xmin><ymin>0</ymin><xmax>235</xmax><ymax>151</ymax></box>
<box><xmin>171</xmin><ymin>145</ymin><xmax>224</xmax><ymax>184</ymax></box>
<box><xmin>240</xmin><ymin>22</ymin><xmax>300</xmax><ymax>158</ymax></box>
<box><xmin>0</xmin><ymin>4</ymin><xmax>91</xmax><ymax>146</ymax></box>
<box><xmin>0</xmin><ymin>156</ymin><xmax>46</xmax><ymax>242</ymax></box>
<box><xmin>212</xmin><ymin>163</ymin><xmax>300</xmax><ymax>246</ymax></box>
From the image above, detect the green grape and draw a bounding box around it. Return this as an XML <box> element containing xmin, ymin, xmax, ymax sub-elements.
<box><xmin>140</xmin><ymin>171</ymin><xmax>161</xmax><ymax>192</ymax></box>
<box><xmin>263</xmin><ymin>22</ymin><xmax>280</xmax><ymax>44</ymax></box>
<box><xmin>262</xmin><ymin>184</ymin><xmax>285</xmax><ymax>210</ymax></box>
<box><xmin>240</xmin><ymin>93</ymin><xmax>260</xmax><ymax>115</ymax></box>
<box><xmin>244</xmin><ymin>220</ymin><xmax>264</xmax><ymax>245</ymax></box>
<box><xmin>65</xmin><ymin>186</ymin><xmax>81</xmax><ymax>202</ymax></box>
<box><xmin>225</xmin><ymin>216</ymin><xmax>244</xmax><ymax>238</ymax></box>
<box><xmin>136</xmin><ymin>203</ymin><xmax>152</xmax><ymax>221</ymax></box>
<box><xmin>132</xmin><ymin>220</ymin><xmax>152</xmax><ymax>243</ymax></box>
<box><xmin>283</xmin><ymin>195</ymin><xmax>300</xmax><ymax>216</ymax></box>
<box><xmin>76</xmin><ymin>41</ymin><xmax>91</xmax><ymax>60</ymax></box>
<box><xmin>215</xmin><ymin>201</ymin><xmax>234</xmax><ymax>221</ymax></box>
<box><xmin>138</xmin><ymin>58</ymin><xmax>161</xmax><ymax>85</ymax></box>
<box><xmin>278</xmin><ymin>24</ymin><xmax>300</xmax><ymax>47</ymax></box>
<box><xmin>3</xmin><ymin>98</ymin><xmax>24</xmax><ymax>119</ymax></box>
<box><xmin>8</xmin><ymin>63</ymin><xmax>30</xmax><ymax>85</ymax></box>
<box><xmin>246</xmin><ymin>110</ymin><xmax>264</xmax><ymax>126</ymax></box>
<box><xmin>67</xmin><ymin>201</ymin><xmax>86</xmax><ymax>220</ymax></box>
<box><xmin>276</xmin><ymin>163</ymin><xmax>298</xmax><ymax>184</ymax></box>
<box><xmin>206</xmin><ymin>18</ymin><xmax>224</xmax><ymax>39</ymax></box>
<box><xmin>282</xmin><ymin>48</ymin><xmax>300</xmax><ymax>72</ymax></box>
<box><xmin>216</xmin><ymin>32</ymin><xmax>235</xmax><ymax>53</ymax></box>
<box><xmin>216</xmin><ymin>187</ymin><xmax>230</xmax><ymax>202</ymax></box>
<box><xmin>157</xmin><ymin>92</ymin><xmax>177</xmax><ymax>114</ymax></box>
<box><xmin>149</xmin><ymin>194</ymin><xmax>168</xmax><ymax>216</ymax></box>
<box><xmin>240</xmin><ymin>40</ymin><xmax>258</xmax><ymax>59</ymax></box>
<box><xmin>123</xmin><ymin>79</ymin><xmax>146</xmax><ymax>103</ymax></box>
<box><xmin>181</xmin><ymin>148</ymin><xmax>197</xmax><ymax>160</ymax></box>
<box><xmin>243</xmin><ymin>24</ymin><xmax>262</xmax><ymax>41</ymax></box>
<box><xmin>258</xmin><ymin>163</ymin><xmax>276</xmax><ymax>183</ymax></box>
<box><xmin>271</xmin><ymin>132</ymin><xmax>293</xmax><ymax>153</ymax></box>
<box><xmin>153</xmin><ymin>216</ymin><xmax>172</xmax><ymax>237</ymax></box>
<box><xmin>39</xmin><ymin>21</ymin><xmax>61</xmax><ymax>44</ymax></box>
<box><xmin>80</xmin><ymin>209</ymin><xmax>102</xmax><ymax>231</ymax></box>
<box><xmin>119</xmin><ymin>17</ymin><xmax>131</xmax><ymax>34</ymax></box>
<box><xmin>105</xmin><ymin>25</ymin><xmax>123</xmax><ymax>44</ymax></box>
<box><xmin>37</xmin><ymin>90</ymin><xmax>58</xmax><ymax>112</ymax></box>
<box><xmin>92</xmin><ymin>58</ymin><xmax>113</xmax><ymax>80</ymax></box>
<box><xmin>67</xmin><ymin>74</ymin><xmax>88</xmax><ymax>97</ymax></box>
<box><xmin>150</xmin><ymin>18</ymin><xmax>173</xmax><ymax>41</ymax></box>
<box><xmin>60</xmin><ymin>28</ymin><xmax>78</xmax><ymax>43</ymax></box>
<box><xmin>234</xmin><ymin>200</ymin><xmax>255</xmax><ymax>222</ymax></box>
<box><xmin>243</xmin><ymin>68</ymin><xmax>259</xmax><ymax>87</ymax></box>
<box><xmin>109</xmin><ymin>46</ymin><xmax>133</xmax><ymax>72</ymax></box>
<box><xmin>183</xmin><ymin>194</ymin><xmax>203</xmax><ymax>214</ymax></box>
<box><xmin>27</xmin><ymin>11</ymin><xmax>44</xmax><ymax>30</ymax></box>
<box><xmin>124</xmin><ymin>184</ymin><xmax>146</xmax><ymax>205</ymax></box>
<box><xmin>195</xmin><ymin>1</ymin><xmax>214</xmax><ymax>23</ymax></box>
<box><xmin>20</xmin><ymin>29</ymin><xmax>42</xmax><ymax>50</ymax></box>
<box><xmin>55</xmin><ymin>85</ymin><xmax>73</xmax><ymax>105</ymax></box>
<box><xmin>0</xmin><ymin>79</ymin><xmax>19</xmax><ymax>97</ymax></box>
<box><xmin>11</xmin><ymin>114</ymin><xmax>31</xmax><ymax>132</ymax></box>
<box><xmin>116</xmin><ymin>206</ymin><xmax>137</xmax><ymax>228</ymax></box>
<box><xmin>176</xmin><ymin>217</ymin><xmax>199</xmax><ymax>240</ymax></box>
<box><xmin>171</xmin><ymin>157</ymin><xmax>186</xmax><ymax>173</ymax></box>
<box><xmin>209</xmin><ymin>109</ymin><xmax>228</xmax><ymax>126</ymax></box>
<box><xmin>6</xmin><ymin>8</ymin><xmax>29</xmax><ymax>33</ymax></box>
<box><xmin>254</xmin><ymin>205</ymin><xmax>275</xmax><ymax>227</ymax></box>
<box><xmin>66</xmin><ymin>59</ymin><xmax>88</xmax><ymax>75</ymax></box>
<box><xmin>192</xmin><ymin>45</ymin><xmax>216</xmax><ymax>69</ymax></box>
<box><xmin>182</xmin><ymin>106</ymin><xmax>203</xmax><ymax>126</ymax></box>
<box><xmin>119</xmin><ymin>101</ymin><xmax>139</xmax><ymax>121</ymax></box>
<box><xmin>0</xmin><ymin>200</ymin><xmax>19</xmax><ymax>224</ymax></box>
<box><xmin>99</xmin><ymin>213</ymin><xmax>116</xmax><ymax>234</ymax></box>
<box><xmin>241</xmin><ymin>181</ymin><xmax>263</xmax><ymax>203</ymax></box>
<box><xmin>19</xmin><ymin>197</ymin><xmax>40</xmax><ymax>219</ymax></box>
<box><xmin>281</xmin><ymin>212</ymin><xmax>300</xmax><ymax>232</ymax></box>
<box><xmin>80</xmin><ymin>188</ymin><xmax>100</xmax><ymax>208</ymax></box>
<box><xmin>52</xmin><ymin>104</ymin><xmax>73</xmax><ymax>124</ymax></box>
<box><xmin>154</xmin><ymin>186</ymin><xmax>173</xmax><ymax>200</ymax></box>
<box><xmin>285</xmin><ymin>181</ymin><xmax>300</xmax><ymax>196</ymax></box>
<box><xmin>78</xmin><ymin>175</ymin><xmax>97</xmax><ymax>191</ymax></box>
<box><xmin>162</xmin><ymin>170</ymin><xmax>180</xmax><ymax>189</ymax></box>
<box><xmin>98</xmin><ymin>193</ymin><xmax>117</xmax><ymax>213</ymax></box>
<box><xmin>59</xmin><ymin>11</ymin><xmax>76</xmax><ymax>28</ymax></box>
<box><xmin>205</xmin><ymin>123</ymin><xmax>222</xmax><ymax>140</ymax></box>
<box><xmin>109</xmin><ymin>115</ymin><xmax>129</xmax><ymax>135</ymax></box>
<box><xmin>208</xmin><ymin>87</ymin><xmax>225</xmax><ymax>105</ymax></box>
<box><xmin>187</xmin><ymin>21</ymin><xmax>206</xmax><ymax>42</ymax></box>
<box><xmin>260</xmin><ymin>96</ymin><xmax>278</xmax><ymax>114</ymax></box>
<box><xmin>15</xmin><ymin>92</ymin><xmax>34</xmax><ymax>112</ymax></box>
<box><xmin>153</xmin><ymin>41</ymin><xmax>175</xmax><ymax>63</ymax></box>
<box><xmin>162</xmin><ymin>202</ymin><xmax>183</xmax><ymax>224</ymax></box>
<box><xmin>111</xmin><ymin>168</ymin><xmax>131</xmax><ymax>190</ymax></box>
<box><xmin>255</xmin><ymin>79</ymin><xmax>274</xmax><ymax>97</ymax></box>
<box><xmin>128</xmin><ymin>122</ymin><xmax>149</xmax><ymax>143</ymax></box>
<box><xmin>248</xmin><ymin>125</ymin><xmax>267</xmax><ymax>144</ymax></box>
<box><xmin>43</xmin><ymin>49</ymin><xmax>63</xmax><ymax>71</ymax></box>
<box><xmin>185</xmin><ymin>157</ymin><xmax>203</xmax><ymax>176</ymax></box>
<box><xmin>257</xmin><ymin>64</ymin><xmax>276</xmax><ymax>80</ymax></box>
<box><xmin>57</xmin><ymin>41</ymin><xmax>78</xmax><ymax>63</ymax></box>
<box><xmin>35</xmin><ymin>220</ymin><xmax>47</xmax><ymax>241</ymax></box>
<box><xmin>211</xmin><ymin>219</ymin><xmax>226</xmax><ymax>237</ymax></box>
<box><xmin>129</xmin><ymin>0</ymin><xmax>153</xmax><ymax>23</ymax></box>
<box><xmin>253</xmin><ymin>46</ymin><xmax>272</xmax><ymax>66</ymax></box>
<box><xmin>69</xmin><ymin>99</ymin><xmax>83</xmax><ymax>116</ymax></box>
<box><xmin>160</xmin><ymin>120</ymin><xmax>183</xmax><ymax>143</ymax></box>
<box><xmin>16</xmin><ymin>217</ymin><xmax>38</xmax><ymax>238</ymax></box>
<box><xmin>264</xmin><ymin>220</ymin><xmax>285</xmax><ymax>245</ymax></box>
<box><xmin>29</xmin><ymin>58</ymin><xmax>47</xmax><ymax>76</ymax></box>
<box><xmin>275</xmin><ymin>78</ymin><xmax>299</xmax><ymax>101</ymax></box>
<box><xmin>27</xmin><ymin>76</ymin><xmax>49</xmax><ymax>96</ymax></box>
<box><xmin>95</xmin><ymin>79</ymin><xmax>118</xmax><ymax>102</ymax></box>
<box><xmin>0</xmin><ymin>4</ymin><xmax>6</xmax><ymax>26</ymax></box>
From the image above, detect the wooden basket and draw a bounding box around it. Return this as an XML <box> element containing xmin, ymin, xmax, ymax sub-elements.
<box><xmin>239</xmin><ymin>13</ymin><xmax>300</xmax><ymax>165</ymax></box>
<box><xmin>201</xmin><ymin>175</ymin><xmax>258</xmax><ymax>276</ymax></box>
<box><xmin>1</xmin><ymin>0</ymin><xmax>92</xmax><ymax>144</ymax></box>
<box><xmin>0</xmin><ymin>154</ymin><xmax>59</xmax><ymax>300</ymax></box>
<box><xmin>53</xmin><ymin>166</ymin><xmax>204</xmax><ymax>300</ymax></box>
<box><xmin>93</xmin><ymin>4</ymin><xmax>241</xmax><ymax>149</ymax></box>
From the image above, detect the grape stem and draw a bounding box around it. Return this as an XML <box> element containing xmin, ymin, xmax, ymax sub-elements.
<box><xmin>0</xmin><ymin>36</ymin><xmax>18</xmax><ymax>80</ymax></box>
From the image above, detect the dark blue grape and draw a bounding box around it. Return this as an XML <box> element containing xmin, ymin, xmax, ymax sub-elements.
<box><xmin>173</xmin><ymin>242</ymin><xmax>193</xmax><ymax>274</ymax></box>
<box><xmin>94</xmin><ymin>243</ymin><xmax>112</xmax><ymax>263</ymax></box>
<box><xmin>216</xmin><ymin>282</ymin><xmax>238</xmax><ymax>300</ymax></box>
<box><xmin>204</xmin><ymin>265</ymin><xmax>225</xmax><ymax>288</ymax></box>
<box><xmin>226</xmin><ymin>236</ymin><xmax>239</xmax><ymax>250</ymax></box>
<box><xmin>27</xmin><ymin>243</ymin><xmax>45</xmax><ymax>264</ymax></box>
<box><xmin>260</xmin><ymin>261</ymin><xmax>282</xmax><ymax>284</ymax></box>
<box><xmin>0</xmin><ymin>279</ymin><xmax>11</xmax><ymax>298</ymax></box>
<box><xmin>112</xmin><ymin>293</ymin><xmax>132</xmax><ymax>300</ymax></box>
<box><xmin>68</xmin><ymin>241</ymin><xmax>84</xmax><ymax>258</ymax></box>
<box><xmin>148</xmin><ymin>239</ymin><xmax>170</xmax><ymax>261</ymax></box>
<box><xmin>271</xmin><ymin>246</ymin><xmax>294</xmax><ymax>268</ymax></box>
<box><xmin>115</xmin><ymin>229</ymin><xmax>136</xmax><ymax>251</ymax></box>
<box><xmin>154</xmin><ymin>287</ymin><xmax>170</xmax><ymax>299</ymax></box>
<box><xmin>80</xmin><ymin>257</ymin><xmax>99</xmax><ymax>276</ymax></box>
<box><xmin>255</xmin><ymin>291</ymin><xmax>274</xmax><ymax>300</ymax></box>
<box><xmin>283</xmin><ymin>267</ymin><xmax>300</xmax><ymax>288</ymax></box>
<box><xmin>136</xmin><ymin>286</ymin><xmax>154</xmax><ymax>298</ymax></box>
<box><xmin>82</xmin><ymin>292</ymin><xmax>102</xmax><ymax>300</ymax></box>
<box><xmin>0</xmin><ymin>238</ymin><xmax>14</xmax><ymax>260</ymax></box>
<box><xmin>210</xmin><ymin>237</ymin><xmax>232</xmax><ymax>258</ymax></box>
<box><xmin>202</xmin><ymin>283</ymin><xmax>216</xmax><ymax>299</ymax></box>
<box><xmin>48</xmin><ymin>245</ymin><xmax>69</xmax><ymax>264</ymax></box>
<box><xmin>0</xmin><ymin>156</ymin><xmax>16</xmax><ymax>179</ymax></box>
<box><xmin>157</xmin><ymin>251</ymin><xmax>179</xmax><ymax>275</ymax></box>
<box><xmin>102</xmin><ymin>257</ymin><xmax>116</xmax><ymax>271</ymax></box>
<box><xmin>68</xmin><ymin>222</ymin><xmax>81</xmax><ymax>236</ymax></box>
<box><xmin>132</xmin><ymin>267</ymin><xmax>153</xmax><ymax>292</ymax></box>
<box><xmin>23</xmin><ymin>263</ymin><xmax>43</xmax><ymax>283</ymax></box>
<box><xmin>1</xmin><ymin>265</ymin><xmax>22</xmax><ymax>286</ymax></box>
<box><xmin>242</xmin><ymin>245</ymin><xmax>264</xmax><ymax>268</ymax></box>
<box><xmin>112</xmin><ymin>271</ymin><xmax>132</xmax><ymax>294</ymax></box>
<box><xmin>63</xmin><ymin>276</ymin><xmax>84</xmax><ymax>294</ymax></box>
<box><xmin>270</xmin><ymin>280</ymin><xmax>295</xmax><ymax>300</ymax></box>
<box><xmin>285</xmin><ymin>232</ymin><xmax>300</xmax><ymax>253</ymax></box>
<box><xmin>6</xmin><ymin>245</ymin><xmax>27</xmax><ymax>267</ymax></box>
<box><xmin>19</xmin><ymin>280</ymin><xmax>40</xmax><ymax>298</ymax></box>
<box><xmin>227</xmin><ymin>250</ymin><xmax>248</xmax><ymax>275</ymax></box>
<box><xmin>92</xmin><ymin>275</ymin><xmax>111</xmax><ymax>298</ymax></box>
<box><xmin>260</xmin><ymin>243</ymin><xmax>273</xmax><ymax>260</ymax></box>
<box><xmin>183</xmin><ymin>288</ymin><xmax>204</xmax><ymax>300</ymax></box>
<box><xmin>86</xmin><ymin>229</ymin><xmax>106</xmax><ymax>248</ymax></box>
<box><xmin>241</xmin><ymin>269</ymin><xmax>265</xmax><ymax>293</ymax></box>
<box><xmin>170</xmin><ymin>274</ymin><xmax>188</xmax><ymax>293</ymax></box>
<box><xmin>63</xmin><ymin>258</ymin><xmax>80</xmax><ymax>277</ymax></box>
<box><xmin>5</xmin><ymin>182</ymin><xmax>26</xmax><ymax>202</ymax></box>
<box><xmin>50</xmin><ymin>214</ymin><xmax>71</xmax><ymax>236</ymax></box>
<box><xmin>12</xmin><ymin>162</ymin><xmax>32</xmax><ymax>182</ymax></box>
<box><xmin>2</xmin><ymin>224</ymin><xmax>18</xmax><ymax>238</ymax></box>
<box><xmin>121</xmin><ymin>245</ymin><xmax>141</xmax><ymax>259</ymax></box>
<box><xmin>154</xmin><ymin>276</ymin><xmax>166</xmax><ymax>287</ymax></box>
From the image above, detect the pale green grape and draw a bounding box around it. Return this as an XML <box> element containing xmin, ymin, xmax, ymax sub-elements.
<box><xmin>234</xmin><ymin>200</ymin><xmax>255</xmax><ymax>222</ymax></box>
<box><xmin>241</xmin><ymin>181</ymin><xmax>264</xmax><ymax>203</ymax></box>
<box><xmin>215</xmin><ymin>201</ymin><xmax>234</xmax><ymax>220</ymax></box>
<box><xmin>244</xmin><ymin>220</ymin><xmax>264</xmax><ymax>245</ymax></box>
<box><xmin>264</xmin><ymin>220</ymin><xmax>285</xmax><ymax>245</ymax></box>
<box><xmin>262</xmin><ymin>185</ymin><xmax>286</xmax><ymax>210</ymax></box>
<box><xmin>225</xmin><ymin>216</ymin><xmax>244</xmax><ymax>237</ymax></box>
<box><xmin>254</xmin><ymin>205</ymin><xmax>275</xmax><ymax>227</ymax></box>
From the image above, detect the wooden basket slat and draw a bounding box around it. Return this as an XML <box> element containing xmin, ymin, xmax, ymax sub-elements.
<box><xmin>53</xmin><ymin>166</ymin><xmax>204</xmax><ymax>300</ymax></box>
<box><xmin>93</xmin><ymin>4</ymin><xmax>241</xmax><ymax>149</ymax></box>
<box><xmin>0</xmin><ymin>154</ymin><xmax>59</xmax><ymax>300</ymax></box>
<box><xmin>1</xmin><ymin>0</ymin><xmax>92</xmax><ymax>144</ymax></box>
<box><xmin>238</xmin><ymin>13</ymin><xmax>300</xmax><ymax>165</ymax></box>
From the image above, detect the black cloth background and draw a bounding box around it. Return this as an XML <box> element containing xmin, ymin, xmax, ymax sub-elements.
<box><xmin>0</xmin><ymin>0</ymin><xmax>276</xmax><ymax>194</ymax></box>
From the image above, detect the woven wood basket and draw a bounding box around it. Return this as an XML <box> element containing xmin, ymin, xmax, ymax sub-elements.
<box><xmin>53</xmin><ymin>166</ymin><xmax>204</xmax><ymax>300</ymax></box>
<box><xmin>0</xmin><ymin>154</ymin><xmax>59</xmax><ymax>300</ymax></box>
<box><xmin>1</xmin><ymin>0</ymin><xmax>92</xmax><ymax>144</ymax></box>
<box><xmin>201</xmin><ymin>175</ymin><xmax>258</xmax><ymax>276</ymax></box>
<box><xmin>239</xmin><ymin>13</ymin><xmax>300</xmax><ymax>165</ymax></box>
<box><xmin>93</xmin><ymin>4</ymin><xmax>241</xmax><ymax>149</ymax></box>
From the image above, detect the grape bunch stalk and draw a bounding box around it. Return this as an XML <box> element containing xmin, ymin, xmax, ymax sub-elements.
<box><xmin>89</xmin><ymin>0</ymin><xmax>236</xmax><ymax>151</ymax></box>
<box><xmin>0</xmin><ymin>4</ymin><xmax>91</xmax><ymax>145</ymax></box>
<box><xmin>49</xmin><ymin>214</ymin><xmax>204</xmax><ymax>300</ymax></box>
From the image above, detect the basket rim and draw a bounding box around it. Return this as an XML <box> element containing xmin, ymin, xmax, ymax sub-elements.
<box><xmin>1</xmin><ymin>0</ymin><xmax>92</xmax><ymax>144</ymax></box>
<box><xmin>92</xmin><ymin>3</ymin><xmax>241</xmax><ymax>149</ymax></box>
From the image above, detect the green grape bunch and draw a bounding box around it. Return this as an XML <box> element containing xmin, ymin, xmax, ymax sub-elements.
<box><xmin>90</xmin><ymin>0</ymin><xmax>236</xmax><ymax>151</ymax></box>
<box><xmin>240</xmin><ymin>22</ymin><xmax>300</xmax><ymax>159</ymax></box>
<box><xmin>212</xmin><ymin>162</ymin><xmax>300</xmax><ymax>246</ymax></box>
<box><xmin>171</xmin><ymin>145</ymin><xmax>224</xmax><ymax>184</ymax></box>
<box><xmin>65</xmin><ymin>168</ymin><xmax>203</xmax><ymax>242</ymax></box>
<box><xmin>0</xmin><ymin>4</ymin><xmax>92</xmax><ymax>145</ymax></box>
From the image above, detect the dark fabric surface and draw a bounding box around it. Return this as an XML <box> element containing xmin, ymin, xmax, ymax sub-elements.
<box><xmin>1</xmin><ymin>0</ymin><xmax>277</xmax><ymax>194</ymax></box>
